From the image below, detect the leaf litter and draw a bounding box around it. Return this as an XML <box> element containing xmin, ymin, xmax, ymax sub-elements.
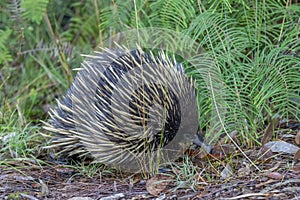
<box><xmin>0</xmin><ymin>126</ymin><xmax>300</xmax><ymax>199</ymax></box>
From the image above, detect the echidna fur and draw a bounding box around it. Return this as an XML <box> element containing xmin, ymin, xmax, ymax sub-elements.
<box><xmin>44</xmin><ymin>45</ymin><xmax>198</xmax><ymax>169</ymax></box>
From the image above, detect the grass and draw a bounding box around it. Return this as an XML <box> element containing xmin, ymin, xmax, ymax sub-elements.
<box><xmin>170</xmin><ymin>156</ymin><xmax>205</xmax><ymax>191</ymax></box>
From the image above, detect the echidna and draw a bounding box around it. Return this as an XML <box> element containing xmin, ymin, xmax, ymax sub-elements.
<box><xmin>44</xmin><ymin>45</ymin><xmax>199</xmax><ymax>171</ymax></box>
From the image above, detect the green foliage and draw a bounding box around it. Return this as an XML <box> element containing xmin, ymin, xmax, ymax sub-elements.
<box><xmin>67</xmin><ymin>162</ymin><xmax>108</xmax><ymax>179</ymax></box>
<box><xmin>0</xmin><ymin>117</ymin><xmax>42</xmax><ymax>159</ymax></box>
<box><xmin>181</xmin><ymin>1</ymin><xmax>300</xmax><ymax>144</ymax></box>
<box><xmin>0</xmin><ymin>29</ymin><xmax>13</xmax><ymax>65</ymax></box>
<box><xmin>149</xmin><ymin>0</ymin><xmax>196</xmax><ymax>29</ymax></box>
<box><xmin>0</xmin><ymin>0</ymin><xmax>299</xmax><ymax>161</ymax></box>
<box><xmin>58</xmin><ymin>1</ymin><xmax>99</xmax><ymax>46</ymax></box>
<box><xmin>21</xmin><ymin>0</ymin><xmax>49</xmax><ymax>24</ymax></box>
<box><xmin>171</xmin><ymin>156</ymin><xmax>202</xmax><ymax>191</ymax></box>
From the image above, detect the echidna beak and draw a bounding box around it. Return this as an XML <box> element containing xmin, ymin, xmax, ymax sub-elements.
<box><xmin>193</xmin><ymin>130</ymin><xmax>212</xmax><ymax>153</ymax></box>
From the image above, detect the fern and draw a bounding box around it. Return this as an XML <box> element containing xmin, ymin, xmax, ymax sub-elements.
<box><xmin>99</xmin><ymin>1</ymin><xmax>137</xmax><ymax>35</ymax></box>
<box><xmin>1</xmin><ymin>0</ymin><xmax>299</xmax><ymax>146</ymax></box>
<box><xmin>179</xmin><ymin>2</ymin><xmax>300</xmax><ymax>144</ymax></box>
<box><xmin>58</xmin><ymin>1</ymin><xmax>99</xmax><ymax>47</ymax></box>
<box><xmin>96</xmin><ymin>0</ymin><xmax>300</xmax><ymax>145</ymax></box>
<box><xmin>149</xmin><ymin>0</ymin><xmax>197</xmax><ymax>29</ymax></box>
<box><xmin>7</xmin><ymin>0</ymin><xmax>22</xmax><ymax>21</ymax></box>
<box><xmin>0</xmin><ymin>29</ymin><xmax>13</xmax><ymax>65</ymax></box>
<box><xmin>21</xmin><ymin>0</ymin><xmax>49</xmax><ymax>24</ymax></box>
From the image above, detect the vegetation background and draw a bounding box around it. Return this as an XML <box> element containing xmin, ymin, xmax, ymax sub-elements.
<box><xmin>0</xmin><ymin>0</ymin><xmax>299</xmax><ymax>198</ymax></box>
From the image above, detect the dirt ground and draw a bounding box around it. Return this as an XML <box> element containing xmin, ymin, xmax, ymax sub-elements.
<box><xmin>1</xmin><ymin>152</ymin><xmax>299</xmax><ymax>199</ymax></box>
<box><xmin>1</xmin><ymin>128</ymin><xmax>300</xmax><ymax>199</ymax></box>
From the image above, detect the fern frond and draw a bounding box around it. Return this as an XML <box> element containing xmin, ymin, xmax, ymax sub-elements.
<box><xmin>0</xmin><ymin>29</ymin><xmax>13</xmax><ymax>65</ymax></box>
<box><xmin>150</xmin><ymin>0</ymin><xmax>197</xmax><ymax>29</ymax></box>
<box><xmin>21</xmin><ymin>0</ymin><xmax>49</xmax><ymax>24</ymax></box>
<box><xmin>7</xmin><ymin>0</ymin><xmax>22</xmax><ymax>21</ymax></box>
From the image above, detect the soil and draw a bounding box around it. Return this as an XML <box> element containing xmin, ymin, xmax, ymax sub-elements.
<box><xmin>1</xmin><ymin>129</ymin><xmax>300</xmax><ymax>199</ymax></box>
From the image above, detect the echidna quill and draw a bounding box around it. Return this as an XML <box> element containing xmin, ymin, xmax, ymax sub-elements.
<box><xmin>44</xmin><ymin>45</ymin><xmax>199</xmax><ymax>171</ymax></box>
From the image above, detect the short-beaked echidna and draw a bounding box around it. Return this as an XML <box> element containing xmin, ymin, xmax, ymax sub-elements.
<box><xmin>44</xmin><ymin>45</ymin><xmax>199</xmax><ymax>171</ymax></box>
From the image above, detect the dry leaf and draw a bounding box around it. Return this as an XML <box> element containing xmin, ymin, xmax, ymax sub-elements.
<box><xmin>257</xmin><ymin>146</ymin><xmax>273</xmax><ymax>162</ymax></box>
<box><xmin>295</xmin><ymin>130</ymin><xmax>300</xmax><ymax>145</ymax></box>
<box><xmin>146</xmin><ymin>174</ymin><xmax>171</xmax><ymax>196</ymax></box>
<box><xmin>263</xmin><ymin>172</ymin><xmax>284</xmax><ymax>180</ymax></box>
<box><xmin>290</xmin><ymin>162</ymin><xmax>300</xmax><ymax>172</ymax></box>
<box><xmin>210</xmin><ymin>144</ymin><xmax>236</xmax><ymax>159</ymax></box>
<box><xmin>294</xmin><ymin>149</ymin><xmax>300</xmax><ymax>161</ymax></box>
<box><xmin>196</xmin><ymin>187</ymin><xmax>207</xmax><ymax>198</ymax></box>
<box><xmin>262</xmin><ymin>117</ymin><xmax>280</xmax><ymax>145</ymax></box>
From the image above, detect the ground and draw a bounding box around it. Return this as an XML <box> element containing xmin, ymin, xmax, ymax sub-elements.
<box><xmin>1</xmin><ymin>129</ymin><xmax>300</xmax><ymax>199</ymax></box>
